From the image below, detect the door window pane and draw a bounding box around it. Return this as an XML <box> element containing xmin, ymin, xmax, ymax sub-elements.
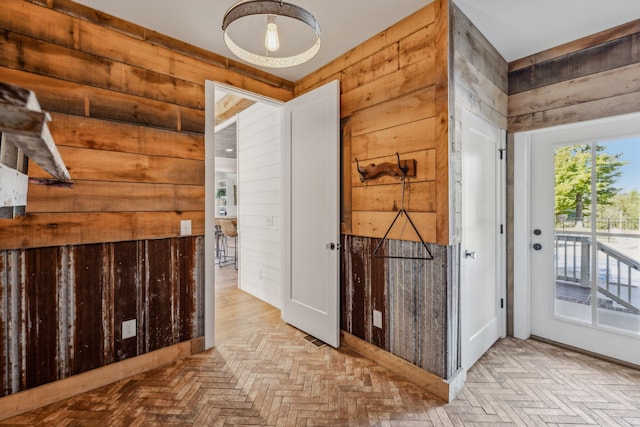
<box><xmin>554</xmin><ymin>144</ymin><xmax>592</xmax><ymax>323</ymax></box>
<box><xmin>595</xmin><ymin>138</ymin><xmax>640</xmax><ymax>333</ymax></box>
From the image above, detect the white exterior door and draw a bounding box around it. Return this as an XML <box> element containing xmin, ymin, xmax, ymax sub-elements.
<box><xmin>461</xmin><ymin>110</ymin><xmax>505</xmax><ymax>370</ymax></box>
<box><xmin>527</xmin><ymin>115</ymin><xmax>640</xmax><ymax>366</ymax></box>
<box><xmin>282</xmin><ymin>80</ymin><xmax>340</xmax><ymax>348</ymax></box>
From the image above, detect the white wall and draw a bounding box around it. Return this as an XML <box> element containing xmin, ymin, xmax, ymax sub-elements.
<box><xmin>237</xmin><ymin>102</ymin><xmax>282</xmax><ymax>308</ymax></box>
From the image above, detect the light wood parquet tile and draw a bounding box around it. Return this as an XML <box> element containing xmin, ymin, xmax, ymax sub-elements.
<box><xmin>2</xmin><ymin>284</ymin><xmax>640</xmax><ymax>426</ymax></box>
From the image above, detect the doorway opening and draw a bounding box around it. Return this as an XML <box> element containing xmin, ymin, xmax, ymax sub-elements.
<box><xmin>204</xmin><ymin>80</ymin><xmax>341</xmax><ymax>349</ymax></box>
<box><xmin>205</xmin><ymin>82</ymin><xmax>284</xmax><ymax>348</ymax></box>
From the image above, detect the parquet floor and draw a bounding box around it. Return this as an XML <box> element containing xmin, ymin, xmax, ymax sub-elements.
<box><xmin>2</xmin><ymin>269</ymin><xmax>640</xmax><ymax>426</ymax></box>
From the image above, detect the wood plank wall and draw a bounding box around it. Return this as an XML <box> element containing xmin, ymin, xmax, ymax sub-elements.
<box><xmin>296</xmin><ymin>1</ymin><xmax>449</xmax><ymax>246</ymax></box>
<box><xmin>0</xmin><ymin>0</ymin><xmax>294</xmax><ymax>399</ymax></box>
<box><xmin>0</xmin><ymin>236</ymin><xmax>203</xmax><ymax>396</ymax></box>
<box><xmin>508</xmin><ymin>19</ymin><xmax>640</xmax><ymax>133</ymax></box>
<box><xmin>506</xmin><ymin>18</ymin><xmax>640</xmax><ymax>333</ymax></box>
<box><xmin>0</xmin><ymin>0</ymin><xmax>293</xmax><ymax>250</ymax></box>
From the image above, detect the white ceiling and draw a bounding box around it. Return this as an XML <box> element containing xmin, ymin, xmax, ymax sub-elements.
<box><xmin>454</xmin><ymin>0</ymin><xmax>640</xmax><ymax>64</ymax></box>
<box><xmin>73</xmin><ymin>0</ymin><xmax>640</xmax><ymax>82</ymax></box>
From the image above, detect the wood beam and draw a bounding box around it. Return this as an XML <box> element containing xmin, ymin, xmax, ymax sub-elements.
<box><xmin>215</xmin><ymin>94</ymin><xmax>256</xmax><ymax>126</ymax></box>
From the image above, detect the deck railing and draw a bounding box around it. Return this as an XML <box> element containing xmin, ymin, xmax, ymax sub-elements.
<box><xmin>555</xmin><ymin>233</ymin><xmax>640</xmax><ymax>314</ymax></box>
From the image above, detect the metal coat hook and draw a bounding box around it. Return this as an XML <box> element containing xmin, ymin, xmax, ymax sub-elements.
<box><xmin>355</xmin><ymin>157</ymin><xmax>367</xmax><ymax>182</ymax></box>
<box><xmin>354</xmin><ymin>153</ymin><xmax>416</xmax><ymax>183</ymax></box>
<box><xmin>395</xmin><ymin>152</ymin><xmax>409</xmax><ymax>177</ymax></box>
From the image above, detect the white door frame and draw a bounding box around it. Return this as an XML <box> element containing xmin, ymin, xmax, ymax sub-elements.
<box><xmin>513</xmin><ymin>111</ymin><xmax>640</xmax><ymax>340</ymax></box>
<box><xmin>204</xmin><ymin>81</ymin><xmax>283</xmax><ymax>349</ymax></box>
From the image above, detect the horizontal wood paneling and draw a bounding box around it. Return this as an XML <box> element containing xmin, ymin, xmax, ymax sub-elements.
<box><xmin>340</xmin><ymin>44</ymin><xmax>399</xmax><ymax>94</ymax></box>
<box><xmin>297</xmin><ymin>1</ymin><xmax>447</xmax><ymax>246</ymax></box>
<box><xmin>399</xmin><ymin>25</ymin><xmax>436</xmax><ymax>68</ymax></box>
<box><xmin>48</xmin><ymin>113</ymin><xmax>203</xmax><ymax>160</ymax></box>
<box><xmin>27</xmin><ymin>146</ymin><xmax>204</xmax><ymax>185</ymax></box>
<box><xmin>0</xmin><ymin>237</ymin><xmax>203</xmax><ymax>397</ymax></box>
<box><xmin>351</xmin><ymin>118</ymin><xmax>436</xmax><ymax>160</ymax></box>
<box><xmin>509</xmin><ymin>33</ymin><xmax>640</xmax><ymax>95</ymax></box>
<box><xmin>508</xmin><ymin>20</ymin><xmax>640</xmax><ymax>133</ymax></box>
<box><xmin>0</xmin><ymin>212</ymin><xmax>205</xmax><ymax>250</ymax></box>
<box><xmin>295</xmin><ymin>3</ymin><xmax>436</xmax><ymax>95</ymax></box>
<box><xmin>27</xmin><ymin>181</ymin><xmax>204</xmax><ymax>213</ymax></box>
<box><xmin>0</xmin><ymin>29</ymin><xmax>204</xmax><ymax>109</ymax></box>
<box><xmin>352</xmin><ymin>211</ymin><xmax>437</xmax><ymax>243</ymax></box>
<box><xmin>0</xmin><ymin>0</ymin><xmax>294</xmax><ymax>99</ymax></box>
<box><xmin>341</xmin><ymin>57</ymin><xmax>435</xmax><ymax>118</ymax></box>
<box><xmin>510</xmin><ymin>61</ymin><xmax>640</xmax><ymax>117</ymax></box>
<box><xmin>509</xmin><ymin>19</ymin><xmax>640</xmax><ymax>73</ymax></box>
<box><xmin>0</xmin><ymin>0</ymin><xmax>294</xmax><ymax>253</ymax></box>
<box><xmin>351</xmin><ymin>182</ymin><xmax>436</xmax><ymax>212</ymax></box>
<box><xmin>0</xmin><ymin>66</ymin><xmax>203</xmax><ymax>133</ymax></box>
<box><xmin>350</xmin><ymin>86</ymin><xmax>437</xmax><ymax>137</ymax></box>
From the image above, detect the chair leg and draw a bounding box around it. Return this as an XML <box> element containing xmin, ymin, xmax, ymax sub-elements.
<box><xmin>234</xmin><ymin>237</ymin><xmax>238</xmax><ymax>270</ymax></box>
<box><xmin>217</xmin><ymin>235</ymin><xmax>227</xmax><ymax>268</ymax></box>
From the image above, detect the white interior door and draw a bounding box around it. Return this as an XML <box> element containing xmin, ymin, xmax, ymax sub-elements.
<box><xmin>528</xmin><ymin>116</ymin><xmax>640</xmax><ymax>365</ymax></box>
<box><xmin>461</xmin><ymin>110</ymin><xmax>505</xmax><ymax>370</ymax></box>
<box><xmin>282</xmin><ymin>80</ymin><xmax>340</xmax><ymax>348</ymax></box>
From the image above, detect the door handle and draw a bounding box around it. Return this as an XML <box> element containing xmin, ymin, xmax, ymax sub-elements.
<box><xmin>327</xmin><ymin>243</ymin><xmax>340</xmax><ymax>250</ymax></box>
<box><xmin>533</xmin><ymin>243</ymin><xmax>542</xmax><ymax>251</ymax></box>
<box><xmin>463</xmin><ymin>250</ymin><xmax>476</xmax><ymax>259</ymax></box>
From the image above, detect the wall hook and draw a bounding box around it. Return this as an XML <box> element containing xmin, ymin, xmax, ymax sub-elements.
<box><xmin>355</xmin><ymin>158</ymin><xmax>367</xmax><ymax>182</ymax></box>
<box><xmin>354</xmin><ymin>154</ymin><xmax>416</xmax><ymax>182</ymax></box>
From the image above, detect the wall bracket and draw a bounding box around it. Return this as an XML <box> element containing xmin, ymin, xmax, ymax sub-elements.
<box><xmin>355</xmin><ymin>152</ymin><xmax>416</xmax><ymax>182</ymax></box>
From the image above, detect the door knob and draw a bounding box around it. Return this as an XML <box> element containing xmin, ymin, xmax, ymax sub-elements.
<box><xmin>533</xmin><ymin>243</ymin><xmax>542</xmax><ymax>251</ymax></box>
<box><xmin>533</xmin><ymin>229</ymin><xmax>542</xmax><ymax>235</ymax></box>
<box><xmin>327</xmin><ymin>243</ymin><xmax>338</xmax><ymax>250</ymax></box>
<box><xmin>463</xmin><ymin>250</ymin><xmax>476</xmax><ymax>259</ymax></box>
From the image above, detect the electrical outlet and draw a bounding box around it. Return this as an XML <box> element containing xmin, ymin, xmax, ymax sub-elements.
<box><xmin>373</xmin><ymin>310</ymin><xmax>382</xmax><ymax>329</ymax></box>
<box><xmin>180</xmin><ymin>220</ymin><xmax>192</xmax><ymax>236</ymax></box>
<box><xmin>122</xmin><ymin>319</ymin><xmax>136</xmax><ymax>339</ymax></box>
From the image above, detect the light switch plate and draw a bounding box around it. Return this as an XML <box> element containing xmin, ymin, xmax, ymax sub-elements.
<box><xmin>122</xmin><ymin>319</ymin><xmax>136</xmax><ymax>339</ymax></box>
<box><xmin>180</xmin><ymin>220</ymin><xmax>192</xmax><ymax>236</ymax></box>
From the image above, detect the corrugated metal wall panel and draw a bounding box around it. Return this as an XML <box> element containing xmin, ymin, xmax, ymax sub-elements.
<box><xmin>0</xmin><ymin>236</ymin><xmax>202</xmax><ymax>397</ymax></box>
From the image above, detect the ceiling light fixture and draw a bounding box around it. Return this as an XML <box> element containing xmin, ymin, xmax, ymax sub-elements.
<box><xmin>222</xmin><ymin>0</ymin><xmax>321</xmax><ymax>68</ymax></box>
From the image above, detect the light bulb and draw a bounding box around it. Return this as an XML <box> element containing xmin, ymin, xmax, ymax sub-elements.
<box><xmin>265</xmin><ymin>15</ymin><xmax>280</xmax><ymax>53</ymax></box>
